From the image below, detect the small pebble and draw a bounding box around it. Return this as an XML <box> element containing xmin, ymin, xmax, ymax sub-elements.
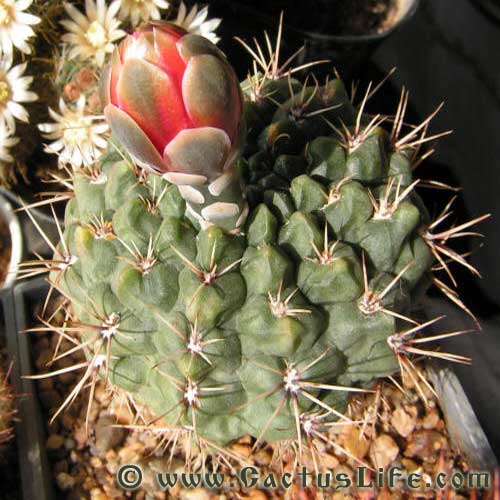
<box><xmin>94</xmin><ymin>416</ymin><xmax>126</xmax><ymax>453</ymax></box>
<box><xmin>90</xmin><ymin>487</ymin><xmax>109</xmax><ymax>500</ymax></box>
<box><xmin>241</xmin><ymin>491</ymin><xmax>268</xmax><ymax>500</ymax></box>
<box><xmin>53</xmin><ymin>459</ymin><xmax>69</xmax><ymax>474</ymax></box>
<box><xmin>56</xmin><ymin>472</ymin><xmax>76</xmax><ymax>490</ymax></box>
<box><xmin>253</xmin><ymin>448</ymin><xmax>271</xmax><ymax>466</ymax></box>
<box><xmin>401</xmin><ymin>458</ymin><xmax>419</xmax><ymax>471</ymax></box>
<box><xmin>65</xmin><ymin>438</ymin><xmax>76</xmax><ymax>450</ymax></box>
<box><xmin>391</xmin><ymin>407</ymin><xmax>416</xmax><ymax>438</ymax></box>
<box><xmin>341</xmin><ymin>425</ymin><xmax>370</xmax><ymax>459</ymax></box>
<box><xmin>179</xmin><ymin>488</ymin><xmax>211</xmax><ymax>500</ymax></box>
<box><xmin>231</xmin><ymin>443</ymin><xmax>252</xmax><ymax>458</ymax></box>
<box><xmin>369</xmin><ymin>434</ymin><xmax>399</xmax><ymax>469</ymax></box>
<box><xmin>90</xmin><ymin>456</ymin><xmax>102</xmax><ymax>468</ymax></box>
<box><xmin>39</xmin><ymin>389</ymin><xmax>63</xmax><ymax>410</ymax></box>
<box><xmin>321</xmin><ymin>453</ymin><xmax>339</xmax><ymax>469</ymax></box>
<box><xmin>47</xmin><ymin>434</ymin><xmax>65</xmax><ymax>450</ymax></box>
<box><xmin>422</xmin><ymin>409</ymin><xmax>440</xmax><ymax>430</ymax></box>
<box><xmin>404</xmin><ymin>430</ymin><xmax>447</xmax><ymax>461</ymax></box>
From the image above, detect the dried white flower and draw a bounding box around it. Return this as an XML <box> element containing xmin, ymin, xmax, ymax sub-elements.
<box><xmin>0</xmin><ymin>0</ymin><xmax>40</xmax><ymax>58</ymax></box>
<box><xmin>118</xmin><ymin>0</ymin><xmax>170</xmax><ymax>27</ymax></box>
<box><xmin>0</xmin><ymin>55</ymin><xmax>37</xmax><ymax>132</ymax></box>
<box><xmin>174</xmin><ymin>1</ymin><xmax>221</xmax><ymax>44</ymax></box>
<box><xmin>38</xmin><ymin>96</ymin><xmax>109</xmax><ymax>169</ymax></box>
<box><xmin>61</xmin><ymin>0</ymin><xmax>126</xmax><ymax>67</ymax></box>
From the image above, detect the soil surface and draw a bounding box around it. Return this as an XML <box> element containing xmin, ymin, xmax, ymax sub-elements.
<box><xmin>27</xmin><ymin>298</ymin><xmax>492</xmax><ymax>500</ymax></box>
<box><xmin>0</xmin><ymin>214</ymin><xmax>12</xmax><ymax>288</ymax></box>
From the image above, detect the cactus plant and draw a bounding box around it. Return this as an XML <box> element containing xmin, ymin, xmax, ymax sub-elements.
<box><xmin>26</xmin><ymin>20</ymin><xmax>489</xmax><ymax>466</ymax></box>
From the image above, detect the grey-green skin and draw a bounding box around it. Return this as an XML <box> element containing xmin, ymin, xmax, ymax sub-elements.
<box><xmin>55</xmin><ymin>75</ymin><xmax>433</xmax><ymax>446</ymax></box>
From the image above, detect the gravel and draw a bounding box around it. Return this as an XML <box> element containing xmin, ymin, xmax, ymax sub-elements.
<box><xmin>29</xmin><ymin>300</ymin><xmax>482</xmax><ymax>499</ymax></box>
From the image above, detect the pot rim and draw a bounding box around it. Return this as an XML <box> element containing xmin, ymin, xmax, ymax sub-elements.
<box><xmin>0</xmin><ymin>193</ymin><xmax>23</xmax><ymax>289</ymax></box>
<box><xmin>0</xmin><ymin>185</ymin><xmax>62</xmax><ymax>225</ymax></box>
<box><xmin>222</xmin><ymin>0</ymin><xmax>420</xmax><ymax>44</ymax></box>
<box><xmin>287</xmin><ymin>0</ymin><xmax>421</xmax><ymax>43</ymax></box>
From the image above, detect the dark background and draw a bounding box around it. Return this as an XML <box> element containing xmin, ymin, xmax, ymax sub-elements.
<box><xmin>372</xmin><ymin>0</ymin><xmax>500</xmax><ymax>460</ymax></box>
<box><xmin>200</xmin><ymin>0</ymin><xmax>500</xmax><ymax>457</ymax></box>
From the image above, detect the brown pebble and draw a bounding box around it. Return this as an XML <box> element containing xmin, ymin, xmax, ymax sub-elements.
<box><xmin>65</xmin><ymin>437</ymin><xmax>76</xmax><ymax>450</ymax></box>
<box><xmin>94</xmin><ymin>385</ymin><xmax>111</xmax><ymax>405</ymax></box>
<box><xmin>332</xmin><ymin>494</ymin><xmax>349</xmax><ymax>500</ymax></box>
<box><xmin>239</xmin><ymin>435</ymin><xmax>253</xmax><ymax>444</ymax></box>
<box><xmin>377</xmin><ymin>487</ymin><xmax>396</xmax><ymax>500</ymax></box>
<box><xmin>89</xmin><ymin>456</ymin><xmax>102</xmax><ymax>468</ymax></box>
<box><xmin>404</xmin><ymin>430</ymin><xmax>447</xmax><ymax>461</ymax></box>
<box><xmin>391</xmin><ymin>407</ymin><xmax>416</xmax><ymax>438</ymax></box>
<box><xmin>401</xmin><ymin>458</ymin><xmax>420</xmax><ymax>471</ymax></box>
<box><xmin>231</xmin><ymin>443</ymin><xmax>252</xmax><ymax>458</ymax></box>
<box><xmin>369</xmin><ymin>434</ymin><xmax>399</xmax><ymax>469</ymax></box>
<box><xmin>53</xmin><ymin>459</ymin><xmax>69</xmax><ymax>474</ymax></box>
<box><xmin>289</xmin><ymin>485</ymin><xmax>313</xmax><ymax>500</ymax></box>
<box><xmin>321</xmin><ymin>452</ymin><xmax>340</xmax><ymax>469</ymax></box>
<box><xmin>83</xmin><ymin>476</ymin><xmax>97</xmax><ymax>490</ymax></box>
<box><xmin>104</xmin><ymin>456</ymin><xmax>119</xmax><ymax>475</ymax></box>
<box><xmin>61</xmin><ymin>414</ymin><xmax>75</xmax><ymax>428</ymax></box>
<box><xmin>56</xmin><ymin>472</ymin><xmax>76</xmax><ymax>491</ymax></box>
<box><xmin>377</xmin><ymin>487</ymin><xmax>404</xmax><ymax>500</ymax></box>
<box><xmin>94</xmin><ymin>416</ymin><xmax>126</xmax><ymax>454</ymax></box>
<box><xmin>74</xmin><ymin>426</ymin><xmax>88</xmax><ymax>449</ymax></box>
<box><xmin>39</xmin><ymin>390</ymin><xmax>63</xmax><ymax>411</ymax></box>
<box><xmin>38</xmin><ymin>378</ymin><xmax>54</xmax><ymax>391</ymax></box>
<box><xmin>253</xmin><ymin>448</ymin><xmax>271</xmax><ymax>466</ymax></box>
<box><xmin>422</xmin><ymin>409</ymin><xmax>440</xmax><ymax>430</ymax></box>
<box><xmin>179</xmin><ymin>488</ymin><xmax>211</xmax><ymax>500</ymax></box>
<box><xmin>341</xmin><ymin>425</ymin><xmax>370</xmax><ymax>459</ymax></box>
<box><xmin>242</xmin><ymin>491</ymin><xmax>268</xmax><ymax>500</ymax></box>
<box><xmin>90</xmin><ymin>487</ymin><xmax>109</xmax><ymax>500</ymax></box>
<box><xmin>47</xmin><ymin>434</ymin><xmax>65</xmax><ymax>450</ymax></box>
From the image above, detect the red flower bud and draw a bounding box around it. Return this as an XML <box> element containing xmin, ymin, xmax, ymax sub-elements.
<box><xmin>101</xmin><ymin>22</ymin><xmax>242</xmax><ymax>181</ymax></box>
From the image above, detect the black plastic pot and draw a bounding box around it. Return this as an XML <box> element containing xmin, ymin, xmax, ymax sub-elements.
<box><xmin>208</xmin><ymin>0</ymin><xmax>420</xmax><ymax>78</ymax></box>
<box><xmin>1</xmin><ymin>279</ymin><xmax>54</xmax><ymax>500</ymax></box>
<box><xmin>0</xmin><ymin>187</ymin><xmax>63</xmax><ymax>261</ymax></box>
<box><xmin>0</xmin><ymin>194</ymin><xmax>23</xmax><ymax>290</ymax></box>
<box><xmin>427</xmin><ymin>363</ymin><xmax>498</xmax><ymax>470</ymax></box>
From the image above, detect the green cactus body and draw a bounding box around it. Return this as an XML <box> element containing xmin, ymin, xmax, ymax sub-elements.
<box><xmin>54</xmin><ymin>70</ymin><xmax>436</xmax><ymax>447</ymax></box>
